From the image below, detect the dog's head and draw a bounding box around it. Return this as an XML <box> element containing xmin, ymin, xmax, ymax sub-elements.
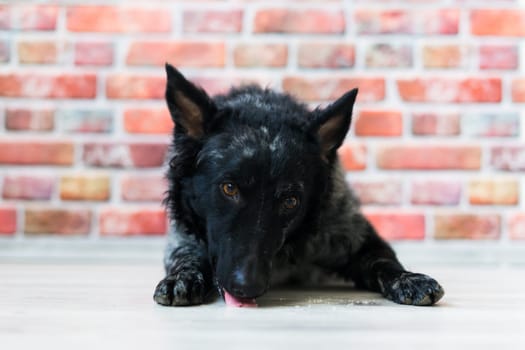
<box><xmin>164</xmin><ymin>64</ymin><xmax>358</xmax><ymax>301</ymax></box>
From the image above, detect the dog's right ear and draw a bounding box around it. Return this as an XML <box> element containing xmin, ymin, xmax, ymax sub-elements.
<box><xmin>309</xmin><ymin>88</ymin><xmax>358</xmax><ymax>161</ymax></box>
<box><xmin>165</xmin><ymin>63</ymin><xmax>217</xmax><ymax>139</ymax></box>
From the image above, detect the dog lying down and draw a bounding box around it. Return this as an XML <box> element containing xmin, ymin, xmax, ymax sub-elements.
<box><xmin>154</xmin><ymin>64</ymin><xmax>445</xmax><ymax>308</ymax></box>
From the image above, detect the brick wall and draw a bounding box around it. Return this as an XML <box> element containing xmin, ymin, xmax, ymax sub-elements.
<box><xmin>0</xmin><ymin>1</ymin><xmax>524</xmax><ymax>242</ymax></box>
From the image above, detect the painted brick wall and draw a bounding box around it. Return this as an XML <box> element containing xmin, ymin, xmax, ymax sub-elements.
<box><xmin>0</xmin><ymin>0</ymin><xmax>524</xmax><ymax>242</ymax></box>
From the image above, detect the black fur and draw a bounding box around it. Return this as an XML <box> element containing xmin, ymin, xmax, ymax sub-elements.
<box><xmin>154</xmin><ymin>64</ymin><xmax>444</xmax><ymax>307</ymax></box>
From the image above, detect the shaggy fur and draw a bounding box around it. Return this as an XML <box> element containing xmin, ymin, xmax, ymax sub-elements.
<box><xmin>153</xmin><ymin>64</ymin><xmax>445</xmax><ymax>306</ymax></box>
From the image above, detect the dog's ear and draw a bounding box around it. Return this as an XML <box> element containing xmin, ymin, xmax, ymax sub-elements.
<box><xmin>165</xmin><ymin>63</ymin><xmax>217</xmax><ymax>139</ymax></box>
<box><xmin>310</xmin><ymin>88</ymin><xmax>358</xmax><ymax>160</ymax></box>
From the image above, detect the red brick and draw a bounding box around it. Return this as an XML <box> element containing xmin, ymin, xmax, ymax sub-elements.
<box><xmin>423</xmin><ymin>45</ymin><xmax>466</xmax><ymax>68</ymax></box>
<box><xmin>127</xmin><ymin>42</ymin><xmax>225</xmax><ymax>67</ymax></box>
<box><xmin>355</xmin><ymin>0</ymin><xmax>440</xmax><ymax>2</ymax></box>
<box><xmin>254</xmin><ymin>9</ymin><xmax>345</xmax><ymax>34</ymax></box>
<box><xmin>338</xmin><ymin>143</ymin><xmax>367</xmax><ymax>171</ymax></box>
<box><xmin>397</xmin><ymin>78</ymin><xmax>501</xmax><ymax>103</ymax></box>
<box><xmin>0</xmin><ymin>40</ymin><xmax>9</xmax><ymax>62</ymax></box>
<box><xmin>355</xmin><ymin>9</ymin><xmax>459</xmax><ymax>35</ymax></box>
<box><xmin>242</xmin><ymin>0</ymin><xmax>342</xmax><ymax>2</ymax></box>
<box><xmin>0</xmin><ymin>74</ymin><xmax>96</xmax><ymax>99</ymax></box>
<box><xmin>99</xmin><ymin>208</ymin><xmax>167</xmax><ymax>236</ymax></box>
<box><xmin>18</xmin><ymin>41</ymin><xmax>57</xmax><ymax>64</ymax></box>
<box><xmin>355</xmin><ymin>110</ymin><xmax>403</xmax><ymax>136</ymax></box>
<box><xmin>512</xmin><ymin>79</ymin><xmax>525</xmax><ymax>102</ymax></box>
<box><xmin>25</xmin><ymin>208</ymin><xmax>91</xmax><ymax>235</ymax></box>
<box><xmin>356</xmin><ymin>9</ymin><xmax>411</xmax><ymax>34</ymax></box>
<box><xmin>188</xmin><ymin>77</ymin><xmax>237</xmax><ymax>96</ymax></box>
<box><xmin>0</xmin><ymin>141</ymin><xmax>74</xmax><ymax>165</ymax></box>
<box><xmin>11</xmin><ymin>5</ymin><xmax>58</xmax><ymax>30</ymax></box>
<box><xmin>377</xmin><ymin>145</ymin><xmax>481</xmax><ymax>170</ymax></box>
<box><xmin>364</xmin><ymin>211</ymin><xmax>425</xmax><ymax>240</ymax></box>
<box><xmin>82</xmin><ymin>142</ymin><xmax>168</xmax><ymax>168</ymax></box>
<box><xmin>411</xmin><ymin>181</ymin><xmax>462</xmax><ymax>206</ymax></box>
<box><xmin>463</xmin><ymin>113</ymin><xmax>519</xmax><ymax>137</ymax></box>
<box><xmin>121</xmin><ymin>175</ymin><xmax>167</xmax><ymax>202</ymax></box>
<box><xmin>0</xmin><ymin>6</ymin><xmax>8</xmax><ymax>29</ymax></box>
<box><xmin>350</xmin><ymin>180</ymin><xmax>403</xmax><ymax>205</ymax></box>
<box><xmin>234</xmin><ymin>44</ymin><xmax>288</xmax><ymax>68</ymax></box>
<box><xmin>131</xmin><ymin>144</ymin><xmax>169</xmax><ymax>168</ymax></box>
<box><xmin>491</xmin><ymin>146</ymin><xmax>525</xmax><ymax>171</ymax></box>
<box><xmin>183</xmin><ymin>10</ymin><xmax>242</xmax><ymax>33</ymax></box>
<box><xmin>471</xmin><ymin>10</ymin><xmax>525</xmax><ymax>36</ymax></box>
<box><xmin>283</xmin><ymin>77</ymin><xmax>385</xmax><ymax>102</ymax></box>
<box><xmin>365</xmin><ymin>44</ymin><xmax>412</xmax><ymax>68</ymax></box>
<box><xmin>191</xmin><ymin>76</ymin><xmax>273</xmax><ymax>96</ymax></box>
<box><xmin>3</xmin><ymin>175</ymin><xmax>55</xmax><ymax>200</ymax></box>
<box><xmin>74</xmin><ymin>42</ymin><xmax>113</xmax><ymax>66</ymax></box>
<box><xmin>58</xmin><ymin>109</ymin><xmax>113</xmax><ymax>134</ymax></box>
<box><xmin>434</xmin><ymin>214</ymin><xmax>500</xmax><ymax>239</ymax></box>
<box><xmin>60</xmin><ymin>175</ymin><xmax>110</xmax><ymax>201</ymax></box>
<box><xmin>479</xmin><ymin>45</ymin><xmax>518</xmax><ymax>70</ymax></box>
<box><xmin>412</xmin><ymin>113</ymin><xmax>460</xmax><ymax>136</ymax></box>
<box><xmin>298</xmin><ymin>43</ymin><xmax>354</xmax><ymax>68</ymax></box>
<box><xmin>456</xmin><ymin>0</ymin><xmax>515</xmax><ymax>2</ymax></box>
<box><xmin>67</xmin><ymin>6</ymin><xmax>171</xmax><ymax>33</ymax></box>
<box><xmin>124</xmin><ymin>108</ymin><xmax>173</xmax><ymax>134</ymax></box>
<box><xmin>469</xmin><ymin>179</ymin><xmax>519</xmax><ymax>205</ymax></box>
<box><xmin>509</xmin><ymin>214</ymin><xmax>525</xmax><ymax>240</ymax></box>
<box><xmin>5</xmin><ymin>108</ymin><xmax>54</xmax><ymax>131</ymax></box>
<box><xmin>436</xmin><ymin>9</ymin><xmax>463</xmax><ymax>33</ymax></box>
<box><xmin>0</xmin><ymin>207</ymin><xmax>17</xmax><ymax>235</ymax></box>
<box><xmin>106</xmin><ymin>75</ymin><xmax>164</xmax><ymax>100</ymax></box>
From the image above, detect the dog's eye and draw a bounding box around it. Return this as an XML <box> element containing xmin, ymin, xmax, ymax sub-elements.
<box><xmin>282</xmin><ymin>196</ymin><xmax>299</xmax><ymax>210</ymax></box>
<box><xmin>221</xmin><ymin>182</ymin><xmax>239</xmax><ymax>197</ymax></box>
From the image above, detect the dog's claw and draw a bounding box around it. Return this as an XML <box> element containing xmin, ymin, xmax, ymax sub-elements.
<box><xmin>154</xmin><ymin>271</ymin><xmax>207</xmax><ymax>306</ymax></box>
<box><xmin>153</xmin><ymin>279</ymin><xmax>173</xmax><ymax>306</ymax></box>
<box><xmin>382</xmin><ymin>272</ymin><xmax>444</xmax><ymax>306</ymax></box>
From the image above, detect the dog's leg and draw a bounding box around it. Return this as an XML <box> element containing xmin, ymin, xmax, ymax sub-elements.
<box><xmin>153</xmin><ymin>229</ymin><xmax>213</xmax><ymax>306</ymax></box>
<box><xmin>345</xmin><ymin>217</ymin><xmax>444</xmax><ymax>306</ymax></box>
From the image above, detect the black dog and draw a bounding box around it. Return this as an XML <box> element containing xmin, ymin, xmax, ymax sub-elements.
<box><xmin>154</xmin><ymin>63</ymin><xmax>444</xmax><ymax>307</ymax></box>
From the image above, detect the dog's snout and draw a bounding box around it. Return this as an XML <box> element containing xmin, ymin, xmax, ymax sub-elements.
<box><xmin>228</xmin><ymin>270</ymin><xmax>267</xmax><ymax>298</ymax></box>
<box><xmin>225</xmin><ymin>258</ymin><xmax>269</xmax><ymax>298</ymax></box>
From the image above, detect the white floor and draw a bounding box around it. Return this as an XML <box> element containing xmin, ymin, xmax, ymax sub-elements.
<box><xmin>0</xmin><ymin>259</ymin><xmax>523</xmax><ymax>350</ymax></box>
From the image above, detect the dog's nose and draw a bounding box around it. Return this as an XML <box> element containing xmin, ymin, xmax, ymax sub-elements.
<box><xmin>228</xmin><ymin>266</ymin><xmax>268</xmax><ymax>299</ymax></box>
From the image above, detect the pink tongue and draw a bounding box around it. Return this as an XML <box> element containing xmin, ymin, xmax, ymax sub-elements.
<box><xmin>223</xmin><ymin>290</ymin><xmax>258</xmax><ymax>308</ymax></box>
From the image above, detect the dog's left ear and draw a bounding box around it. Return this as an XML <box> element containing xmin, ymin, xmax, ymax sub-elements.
<box><xmin>165</xmin><ymin>63</ymin><xmax>217</xmax><ymax>139</ymax></box>
<box><xmin>310</xmin><ymin>88</ymin><xmax>358</xmax><ymax>159</ymax></box>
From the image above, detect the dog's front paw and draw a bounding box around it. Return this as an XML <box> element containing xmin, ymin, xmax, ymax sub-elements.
<box><xmin>154</xmin><ymin>271</ymin><xmax>208</xmax><ymax>306</ymax></box>
<box><xmin>381</xmin><ymin>272</ymin><xmax>444</xmax><ymax>306</ymax></box>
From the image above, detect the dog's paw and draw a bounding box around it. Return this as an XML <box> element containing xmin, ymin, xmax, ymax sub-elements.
<box><xmin>381</xmin><ymin>272</ymin><xmax>444</xmax><ymax>306</ymax></box>
<box><xmin>153</xmin><ymin>271</ymin><xmax>208</xmax><ymax>306</ymax></box>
